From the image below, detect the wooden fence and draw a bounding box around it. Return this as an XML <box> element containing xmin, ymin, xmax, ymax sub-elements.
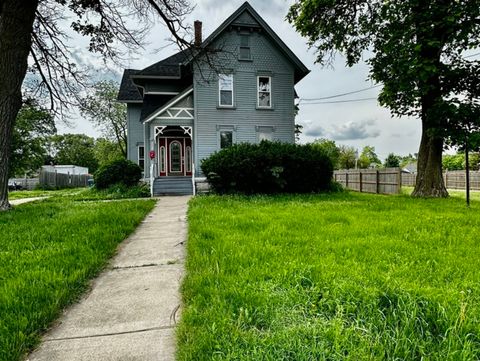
<box><xmin>402</xmin><ymin>170</ymin><xmax>480</xmax><ymax>190</ymax></box>
<box><xmin>10</xmin><ymin>177</ymin><xmax>39</xmax><ymax>190</ymax></box>
<box><xmin>333</xmin><ymin>168</ymin><xmax>402</xmax><ymax>195</ymax></box>
<box><xmin>39</xmin><ymin>170</ymin><xmax>92</xmax><ymax>188</ymax></box>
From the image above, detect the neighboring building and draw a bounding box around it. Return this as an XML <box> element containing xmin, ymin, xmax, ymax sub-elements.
<box><xmin>41</xmin><ymin>165</ymin><xmax>89</xmax><ymax>175</ymax></box>
<box><xmin>118</xmin><ymin>1</ymin><xmax>309</xmax><ymax>195</ymax></box>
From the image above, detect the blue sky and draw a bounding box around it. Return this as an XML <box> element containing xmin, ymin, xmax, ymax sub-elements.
<box><xmin>58</xmin><ymin>0</ymin><xmax>442</xmax><ymax>160</ymax></box>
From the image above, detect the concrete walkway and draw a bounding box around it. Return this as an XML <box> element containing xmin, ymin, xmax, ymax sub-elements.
<box><xmin>10</xmin><ymin>197</ymin><xmax>47</xmax><ymax>206</ymax></box>
<box><xmin>27</xmin><ymin>196</ymin><xmax>190</xmax><ymax>361</ymax></box>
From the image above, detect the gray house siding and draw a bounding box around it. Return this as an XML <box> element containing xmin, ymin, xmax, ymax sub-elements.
<box><xmin>194</xmin><ymin>26</ymin><xmax>295</xmax><ymax>174</ymax></box>
<box><xmin>126</xmin><ymin>104</ymin><xmax>144</xmax><ymax>168</ymax></box>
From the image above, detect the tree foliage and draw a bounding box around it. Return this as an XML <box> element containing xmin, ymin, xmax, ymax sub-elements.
<box><xmin>1</xmin><ymin>0</ymin><xmax>195</xmax><ymax>210</ymax></box>
<box><xmin>48</xmin><ymin>134</ymin><xmax>98</xmax><ymax>173</ymax></box>
<box><xmin>10</xmin><ymin>101</ymin><xmax>56</xmax><ymax>177</ymax></box>
<box><xmin>358</xmin><ymin>146</ymin><xmax>381</xmax><ymax>169</ymax></box>
<box><xmin>384</xmin><ymin>153</ymin><xmax>401</xmax><ymax>168</ymax></box>
<box><xmin>80</xmin><ymin>81</ymin><xmax>127</xmax><ymax>158</ymax></box>
<box><xmin>312</xmin><ymin>138</ymin><xmax>340</xmax><ymax>169</ymax></box>
<box><xmin>94</xmin><ymin>138</ymin><xmax>124</xmax><ymax>168</ymax></box>
<box><xmin>338</xmin><ymin>145</ymin><xmax>357</xmax><ymax>170</ymax></box>
<box><xmin>287</xmin><ymin>0</ymin><xmax>480</xmax><ymax>197</ymax></box>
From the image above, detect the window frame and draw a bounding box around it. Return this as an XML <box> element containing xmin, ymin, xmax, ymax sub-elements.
<box><xmin>216</xmin><ymin>125</ymin><xmax>237</xmax><ymax>150</ymax></box>
<box><xmin>256</xmin><ymin>125</ymin><xmax>275</xmax><ymax>143</ymax></box>
<box><xmin>257</xmin><ymin>76</ymin><xmax>272</xmax><ymax>109</ymax></box>
<box><xmin>218</xmin><ymin>73</ymin><xmax>234</xmax><ymax>107</ymax></box>
<box><xmin>238</xmin><ymin>34</ymin><xmax>251</xmax><ymax>61</ymax></box>
<box><xmin>137</xmin><ymin>145</ymin><xmax>145</xmax><ymax>169</ymax></box>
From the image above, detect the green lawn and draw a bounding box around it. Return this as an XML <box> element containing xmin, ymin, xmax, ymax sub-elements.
<box><xmin>0</xmin><ymin>197</ymin><xmax>156</xmax><ymax>361</ymax></box>
<box><xmin>179</xmin><ymin>192</ymin><xmax>480</xmax><ymax>360</ymax></box>
<box><xmin>7</xmin><ymin>188</ymin><xmax>85</xmax><ymax>200</ymax></box>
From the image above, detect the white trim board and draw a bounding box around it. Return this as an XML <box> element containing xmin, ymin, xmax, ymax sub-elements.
<box><xmin>144</xmin><ymin>86</ymin><xmax>194</xmax><ymax>123</ymax></box>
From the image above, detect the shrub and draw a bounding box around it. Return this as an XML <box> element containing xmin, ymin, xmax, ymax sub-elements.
<box><xmin>201</xmin><ymin>141</ymin><xmax>334</xmax><ymax>194</ymax></box>
<box><xmin>94</xmin><ymin>158</ymin><xmax>142</xmax><ymax>189</ymax></box>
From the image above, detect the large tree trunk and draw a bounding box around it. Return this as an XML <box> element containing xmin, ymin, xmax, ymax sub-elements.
<box><xmin>412</xmin><ymin>124</ymin><xmax>448</xmax><ymax>197</ymax></box>
<box><xmin>0</xmin><ymin>0</ymin><xmax>39</xmax><ymax>211</ymax></box>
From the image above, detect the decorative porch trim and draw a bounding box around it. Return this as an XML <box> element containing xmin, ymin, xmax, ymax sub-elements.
<box><xmin>181</xmin><ymin>126</ymin><xmax>193</xmax><ymax>138</ymax></box>
<box><xmin>154</xmin><ymin>126</ymin><xmax>168</xmax><ymax>139</ymax></box>
<box><xmin>144</xmin><ymin>86</ymin><xmax>194</xmax><ymax>123</ymax></box>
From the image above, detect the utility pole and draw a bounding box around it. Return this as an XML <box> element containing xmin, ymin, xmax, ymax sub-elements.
<box><xmin>465</xmin><ymin>132</ymin><xmax>470</xmax><ymax>207</ymax></box>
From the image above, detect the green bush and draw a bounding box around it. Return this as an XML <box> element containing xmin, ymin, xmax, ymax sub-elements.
<box><xmin>201</xmin><ymin>141</ymin><xmax>334</xmax><ymax>194</ymax></box>
<box><xmin>94</xmin><ymin>158</ymin><xmax>142</xmax><ymax>189</ymax></box>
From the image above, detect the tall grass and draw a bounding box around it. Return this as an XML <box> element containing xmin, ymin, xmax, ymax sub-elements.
<box><xmin>0</xmin><ymin>198</ymin><xmax>155</xmax><ymax>361</ymax></box>
<box><xmin>178</xmin><ymin>192</ymin><xmax>480</xmax><ymax>360</ymax></box>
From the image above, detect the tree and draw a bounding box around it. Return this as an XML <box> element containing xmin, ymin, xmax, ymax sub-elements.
<box><xmin>442</xmin><ymin>154</ymin><xmax>464</xmax><ymax>171</ymax></box>
<box><xmin>48</xmin><ymin>134</ymin><xmax>98</xmax><ymax>173</ymax></box>
<box><xmin>312</xmin><ymin>138</ymin><xmax>340</xmax><ymax>169</ymax></box>
<box><xmin>94</xmin><ymin>138</ymin><xmax>124</xmax><ymax>168</ymax></box>
<box><xmin>80</xmin><ymin>81</ymin><xmax>127</xmax><ymax>158</ymax></box>
<box><xmin>288</xmin><ymin>0</ymin><xmax>480</xmax><ymax>197</ymax></box>
<box><xmin>294</xmin><ymin>124</ymin><xmax>303</xmax><ymax>143</ymax></box>
<box><xmin>1</xmin><ymin>0</ymin><xmax>195</xmax><ymax>210</ymax></box>
<box><xmin>384</xmin><ymin>153</ymin><xmax>401</xmax><ymax>168</ymax></box>
<box><xmin>10</xmin><ymin>101</ymin><xmax>56</xmax><ymax>177</ymax></box>
<box><xmin>338</xmin><ymin>145</ymin><xmax>357</xmax><ymax>169</ymax></box>
<box><xmin>358</xmin><ymin>146</ymin><xmax>381</xmax><ymax>169</ymax></box>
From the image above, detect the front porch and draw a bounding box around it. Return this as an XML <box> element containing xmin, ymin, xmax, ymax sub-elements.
<box><xmin>150</xmin><ymin>125</ymin><xmax>195</xmax><ymax>196</ymax></box>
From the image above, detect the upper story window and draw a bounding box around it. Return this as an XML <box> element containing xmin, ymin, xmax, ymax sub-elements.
<box><xmin>257</xmin><ymin>76</ymin><xmax>271</xmax><ymax>108</ymax></box>
<box><xmin>239</xmin><ymin>35</ymin><xmax>251</xmax><ymax>60</ymax></box>
<box><xmin>219</xmin><ymin>74</ymin><xmax>234</xmax><ymax>106</ymax></box>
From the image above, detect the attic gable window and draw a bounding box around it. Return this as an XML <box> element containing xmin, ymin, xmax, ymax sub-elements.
<box><xmin>257</xmin><ymin>76</ymin><xmax>271</xmax><ymax>108</ymax></box>
<box><xmin>239</xmin><ymin>35</ymin><xmax>251</xmax><ymax>60</ymax></box>
<box><xmin>219</xmin><ymin>74</ymin><xmax>234</xmax><ymax>106</ymax></box>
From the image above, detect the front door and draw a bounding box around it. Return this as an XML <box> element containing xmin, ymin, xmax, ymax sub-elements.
<box><xmin>158</xmin><ymin>137</ymin><xmax>192</xmax><ymax>177</ymax></box>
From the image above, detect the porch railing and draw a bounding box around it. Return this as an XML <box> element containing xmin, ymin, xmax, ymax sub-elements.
<box><xmin>150</xmin><ymin>163</ymin><xmax>155</xmax><ymax>197</ymax></box>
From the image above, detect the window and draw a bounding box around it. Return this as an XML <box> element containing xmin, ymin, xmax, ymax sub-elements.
<box><xmin>219</xmin><ymin>74</ymin><xmax>233</xmax><ymax>106</ymax></box>
<box><xmin>258</xmin><ymin>127</ymin><xmax>274</xmax><ymax>142</ymax></box>
<box><xmin>185</xmin><ymin>146</ymin><xmax>192</xmax><ymax>173</ymax></box>
<box><xmin>257</xmin><ymin>76</ymin><xmax>271</xmax><ymax>108</ymax></box>
<box><xmin>159</xmin><ymin>146</ymin><xmax>166</xmax><ymax>173</ymax></box>
<box><xmin>239</xmin><ymin>35</ymin><xmax>251</xmax><ymax>60</ymax></box>
<box><xmin>220</xmin><ymin>131</ymin><xmax>233</xmax><ymax>149</ymax></box>
<box><xmin>138</xmin><ymin>146</ymin><xmax>145</xmax><ymax>169</ymax></box>
<box><xmin>170</xmin><ymin>141</ymin><xmax>181</xmax><ymax>172</ymax></box>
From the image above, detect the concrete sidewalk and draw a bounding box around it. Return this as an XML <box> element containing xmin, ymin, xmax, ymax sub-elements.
<box><xmin>27</xmin><ymin>196</ymin><xmax>190</xmax><ymax>361</ymax></box>
<box><xmin>10</xmin><ymin>197</ymin><xmax>48</xmax><ymax>206</ymax></box>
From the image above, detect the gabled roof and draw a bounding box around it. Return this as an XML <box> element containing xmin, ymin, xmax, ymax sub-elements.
<box><xmin>200</xmin><ymin>2</ymin><xmax>309</xmax><ymax>83</ymax></box>
<box><xmin>117</xmin><ymin>69</ymin><xmax>142</xmax><ymax>102</ymax></box>
<box><xmin>133</xmin><ymin>51</ymin><xmax>189</xmax><ymax>78</ymax></box>
<box><xmin>143</xmin><ymin>86</ymin><xmax>193</xmax><ymax>123</ymax></box>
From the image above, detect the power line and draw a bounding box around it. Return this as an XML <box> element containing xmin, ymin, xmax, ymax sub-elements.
<box><xmin>465</xmin><ymin>52</ymin><xmax>480</xmax><ymax>59</ymax></box>
<box><xmin>300</xmin><ymin>84</ymin><xmax>381</xmax><ymax>102</ymax></box>
<box><xmin>300</xmin><ymin>97</ymin><xmax>378</xmax><ymax>105</ymax></box>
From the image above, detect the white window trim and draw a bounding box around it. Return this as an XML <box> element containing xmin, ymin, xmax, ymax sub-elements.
<box><xmin>219</xmin><ymin>74</ymin><xmax>234</xmax><ymax>107</ymax></box>
<box><xmin>216</xmin><ymin>125</ymin><xmax>237</xmax><ymax>150</ymax></box>
<box><xmin>257</xmin><ymin>76</ymin><xmax>272</xmax><ymax>109</ymax></box>
<box><xmin>137</xmin><ymin>145</ymin><xmax>145</xmax><ymax>167</ymax></box>
<box><xmin>256</xmin><ymin>125</ymin><xmax>275</xmax><ymax>142</ymax></box>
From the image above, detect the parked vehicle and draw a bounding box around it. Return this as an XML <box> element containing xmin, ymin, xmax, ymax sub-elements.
<box><xmin>8</xmin><ymin>180</ymin><xmax>23</xmax><ymax>191</ymax></box>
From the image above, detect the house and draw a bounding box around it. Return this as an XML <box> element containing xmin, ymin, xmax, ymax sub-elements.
<box><xmin>41</xmin><ymin>165</ymin><xmax>89</xmax><ymax>175</ymax></box>
<box><xmin>117</xmin><ymin>2</ymin><xmax>309</xmax><ymax>195</ymax></box>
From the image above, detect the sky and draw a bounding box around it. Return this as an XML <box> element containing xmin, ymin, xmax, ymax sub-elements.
<box><xmin>59</xmin><ymin>0</ymin><xmax>431</xmax><ymax>160</ymax></box>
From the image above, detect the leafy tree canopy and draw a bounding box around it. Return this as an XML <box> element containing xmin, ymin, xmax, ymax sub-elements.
<box><xmin>384</xmin><ymin>153</ymin><xmax>401</xmax><ymax>168</ymax></box>
<box><xmin>48</xmin><ymin>134</ymin><xmax>98</xmax><ymax>173</ymax></box>
<box><xmin>338</xmin><ymin>145</ymin><xmax>357</xmax><ymax>170</ymax></box>
<box><xmin>80</xmin><ymin>81</ymin><xmax>127</xmax><ymax>158</ymax></box>
<box><xmin>358</xmin><ymin>146</ymin><xmax>381</xmax><ymax>169</ymax></box>
<box><xmin>312</xmin><ymin>138</ymin><xmax>340</xmax><ymax>169</ymax></box>
<box><xmin>10</xmin><ymin>100</ymin><xmax>56</xmax><ymax>177</ymax></box>
<box><xmin>288</xmin><ymin>0</ymin><xmax>480</xmax><ymax>197</ymax></box>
